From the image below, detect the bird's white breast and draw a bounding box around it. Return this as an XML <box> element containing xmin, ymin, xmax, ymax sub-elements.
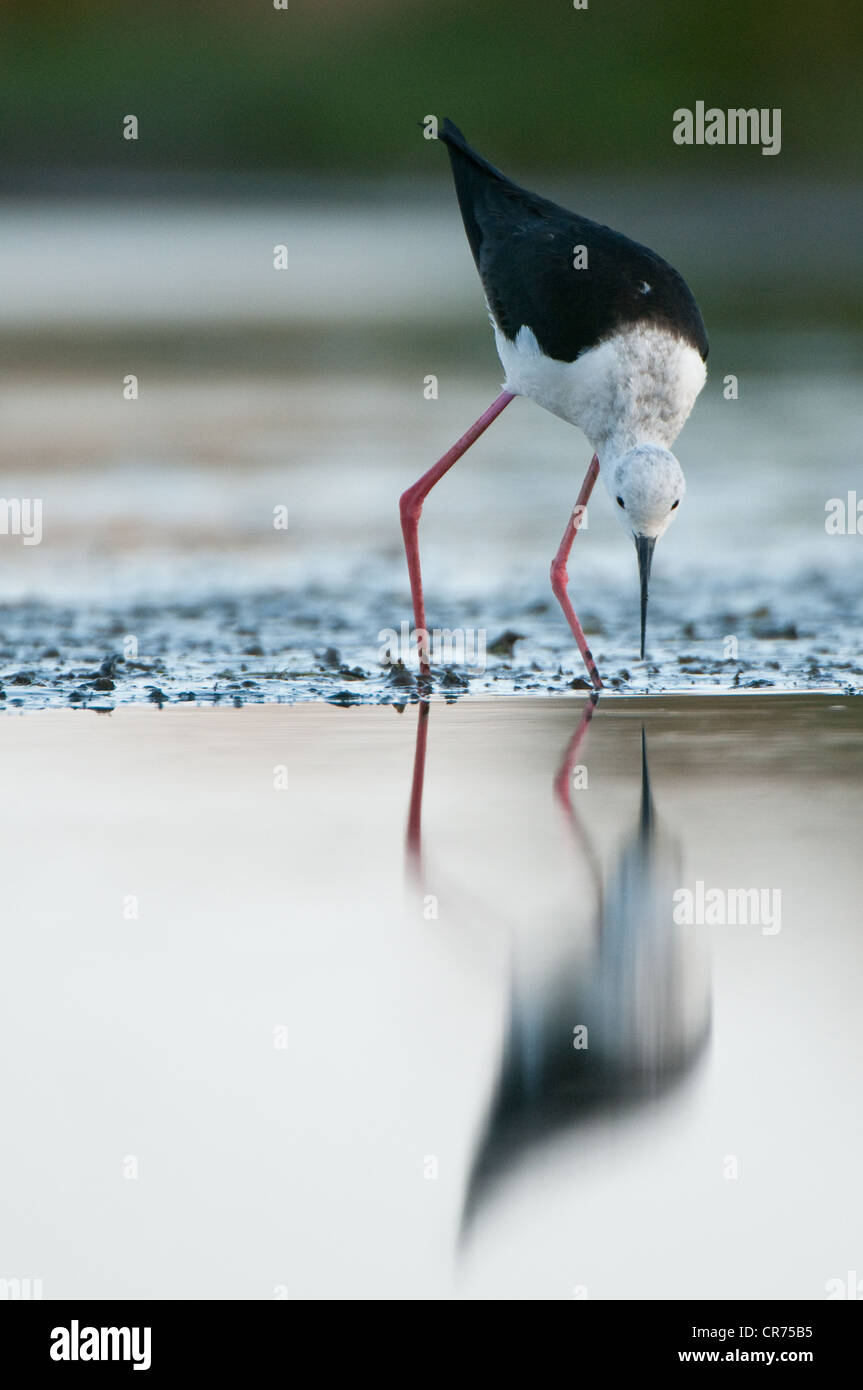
<box><xmin>493</xmin><ymin>320</ymin><xmax>706</xmax><ymax>457</ymax></box>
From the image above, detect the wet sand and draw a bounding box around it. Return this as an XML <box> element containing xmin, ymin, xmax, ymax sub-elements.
<box><xmin>1</xmin><ymin>694</ymin><xmax>860</xmax><ymax>1298</ymax></box>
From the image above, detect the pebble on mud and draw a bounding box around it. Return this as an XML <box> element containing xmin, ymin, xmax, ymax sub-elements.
<box><xmin>487</xmin><ymin>630</ymin><xmax>525</xmax><ymax>657</ymax></box>
<box><xmin>385</xmin><ymin>662</ymin><xmax>415</xmax><ymax>688</ymax></box>
<box><xmin>751</xmin><ymin>620</ymin><xmax>798</xmax><ymax>640</ymax></box>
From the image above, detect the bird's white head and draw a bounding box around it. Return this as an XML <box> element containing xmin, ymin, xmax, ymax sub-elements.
<box><xmin>607</xmin><ymin>443</ymin><xmax>686</xmax><ymax>660</ymax></box>
<box><xmin>610</xmin><ymin>443</ymin><xmax>685</xmax><ymax>541</ymax></box>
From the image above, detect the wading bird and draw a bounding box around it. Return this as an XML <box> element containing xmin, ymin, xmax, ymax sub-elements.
<box><xmin>400</xmin><ymin>120</ymin><xmax>709</xmax><ymax>687</ymax></box>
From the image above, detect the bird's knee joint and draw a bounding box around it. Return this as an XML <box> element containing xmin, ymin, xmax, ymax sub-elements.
<box><xmin>399</xmin><ymin>489</ymin><xmax>422</xmax><ymax>526</ymax></box>
<box><xmin>550</xmin><ymin>562</ymin><xmax>568</xmax><ymax>595</ymax></box>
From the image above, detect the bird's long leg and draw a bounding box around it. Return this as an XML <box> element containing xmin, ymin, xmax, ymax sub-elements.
<box><xmin>550</xmin><ymin>454</ymin><xmax>603</xmax><ymax>690</ymax></box>
<box><xmin>400</xmin><ymin>390</ymin><xmax>515</xmax><ymax>673</ymax></box>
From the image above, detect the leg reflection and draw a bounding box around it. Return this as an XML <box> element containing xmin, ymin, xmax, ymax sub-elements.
<box><xmin>405</xmin><ymin>700</ymin><xmax>430</xmax><ymax>879</ymax></box>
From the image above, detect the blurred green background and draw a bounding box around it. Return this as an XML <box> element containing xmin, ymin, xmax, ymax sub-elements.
<box><xmin>0</xmin><ymin>0</ymin><xmax>860</xmax><ymax>373</ymax></box>
<box><xmin>2</xmin><ymin>0</ymin><xmax>861</xmax><ymax>179</ymax></box>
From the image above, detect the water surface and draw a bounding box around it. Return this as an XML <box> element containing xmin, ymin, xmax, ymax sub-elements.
<box><xmin>1</xmin><ymin>695</ymin><xmax>859</xmax><ymax>1298</ymax></box>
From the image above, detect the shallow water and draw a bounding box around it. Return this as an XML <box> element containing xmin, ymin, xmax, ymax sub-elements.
<box><xmin>1</xmin><ymin>190</ymin><xmax>862</xmax><ymax>706</ymax></box>
<box><xmin>0</xmin><ymin>191</ymin><xmax>856</xmax><ymax>711</ymax></box>
<box><xmin>0</xmin><ymin>360</ymin><xmax>861</xmax><ymax>707</ymax></box>
<box><xmin>1</xmin><ymin>695</ymin><xmax>860</xmax><ymax>1298</ymax></box>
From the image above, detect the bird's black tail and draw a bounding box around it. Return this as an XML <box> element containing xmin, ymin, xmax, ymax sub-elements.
<box><xmin>439</xmin><ymin>119</ymin><xmax>510</xmax><ymax>182</ymax></box>
<box><xmin>439</xmin><ymin>118</ymin><xmax>514</xmax><ymax>269</ymax></box>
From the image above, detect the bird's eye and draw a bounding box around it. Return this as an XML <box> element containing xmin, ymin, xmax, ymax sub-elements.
<box><xmin>670</xmin><ymin>499</ymin><xmax>680</xmax><ymax>511</ymax></box>
<box><xmin>616</xmin><ymin>495</ymin><xmax>625</xmax><ymax>508</ymax></box>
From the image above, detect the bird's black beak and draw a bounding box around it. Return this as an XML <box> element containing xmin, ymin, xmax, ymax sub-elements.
<box><xmin>634</xmin><ymin>533</ymin><xmax>656</xmax><ymax>660</ymax></box>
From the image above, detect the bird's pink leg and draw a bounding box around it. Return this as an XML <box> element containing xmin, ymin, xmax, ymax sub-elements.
<box><xmin>400</xmin><ymin>390</ymin><xmax>515</xmax><ymax>672</ymax></box>
<box><xmin>550</xmin><ymin>454</ymin><xmax>603</xmax><ymax>690</ymax></box>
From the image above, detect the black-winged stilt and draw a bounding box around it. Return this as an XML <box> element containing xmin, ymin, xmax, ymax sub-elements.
<box><xmin>400</xmin><ymin>119</ymin><xmax>709</xmax><ymax>687</ymax></box>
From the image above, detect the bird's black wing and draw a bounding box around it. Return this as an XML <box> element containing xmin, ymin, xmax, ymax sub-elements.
<box><xmin>440</xmin><ymin>118</ymin><xmax>708</xmax><ymax>364</ymax></box>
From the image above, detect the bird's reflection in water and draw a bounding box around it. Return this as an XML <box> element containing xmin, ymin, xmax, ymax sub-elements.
<box><xmin>405</xmin><ymin>696</ymin><xmax>711</xmax><ymax>1237</ymax></box>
